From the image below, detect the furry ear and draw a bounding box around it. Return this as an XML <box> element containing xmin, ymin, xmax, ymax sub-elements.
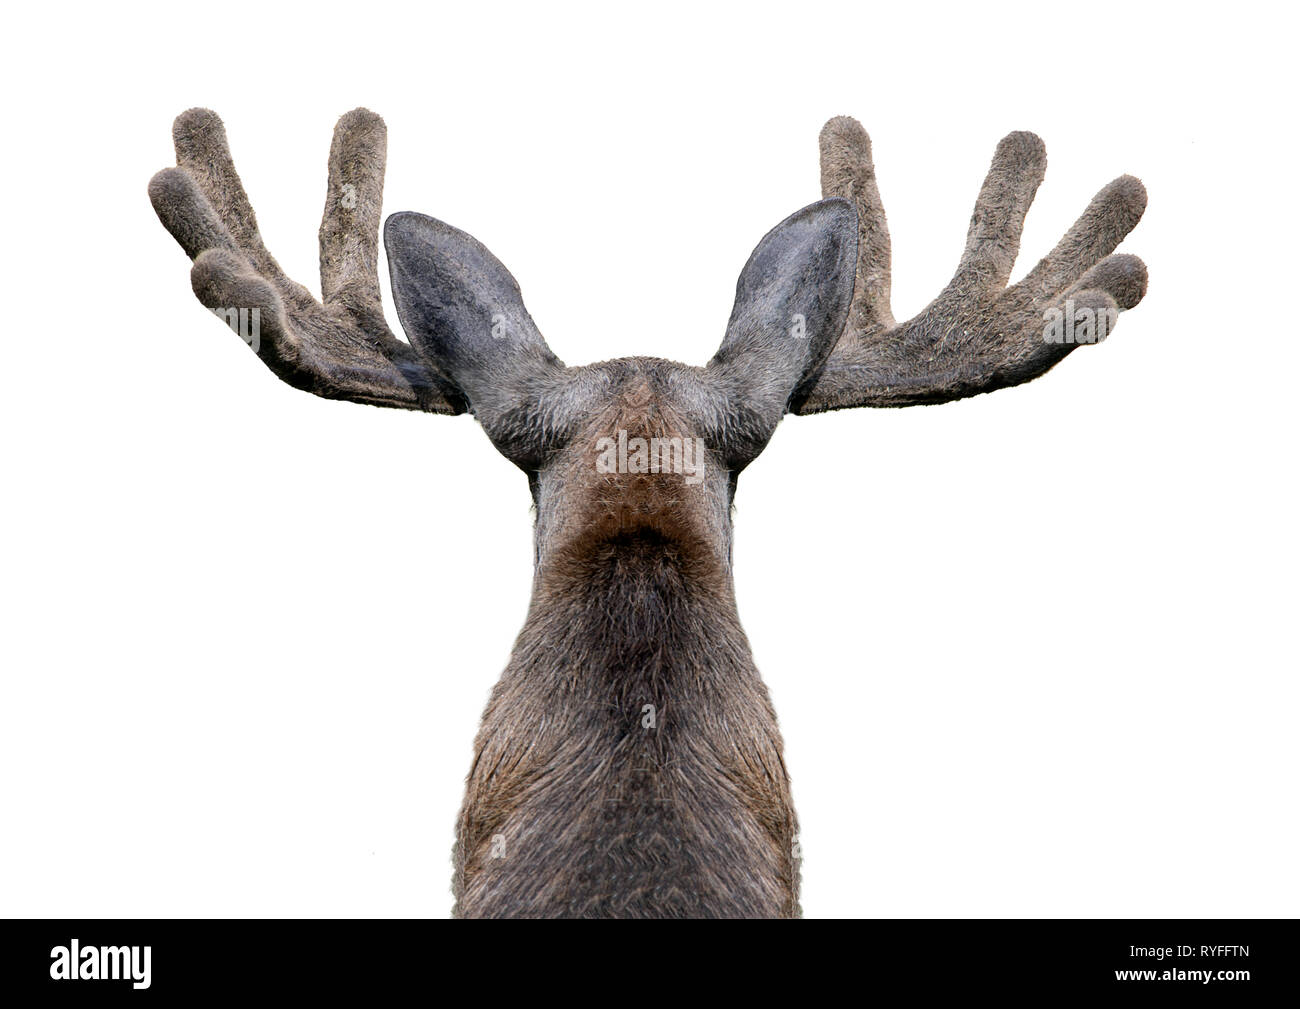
<box><xmin>384</xmin><ymin>212</ymin><xmax>570</xmax><ymax>464</ymax></box>
<box><xmin>704</xmin><ymin>199</ymin><xmax>858</xmax><ymax>466</ymax></box>
<box><xmin>384</xmin><ymin>211</ymin><xmax>560</xmax><ymax>382</ymax></box>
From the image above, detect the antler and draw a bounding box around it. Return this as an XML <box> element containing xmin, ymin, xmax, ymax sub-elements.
<box><xmin>794</xmin><ymin>117</ymin><xmax>1148</xmax><ymax>412</ymax></box>
<box><xmin>149</xmin><ymin>109</ymin><xmax>465</xmax><ymax>413</ymax></box>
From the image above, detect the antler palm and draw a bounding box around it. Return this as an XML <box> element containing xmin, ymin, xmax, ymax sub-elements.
<box><xmin>796</xmin><ymin>117</ymin><xmax>1148</xmax><ymax>412</ymax></box>
<box><xmin>149</xmin><ymin>109</ymin><xmax>463</xmax><ymax>413</ymax></box>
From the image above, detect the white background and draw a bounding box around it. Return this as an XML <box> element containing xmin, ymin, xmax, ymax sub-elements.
<box><xmin>2</xmin><ymin>1</ymin><xmax>1295</xmax><ymax>918</ymax></box>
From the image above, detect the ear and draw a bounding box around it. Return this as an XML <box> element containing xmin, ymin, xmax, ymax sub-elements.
<box><xmin>703</xmin><ymin>198</ymin><xmax>858</xmax><ymax>467</ymax></box>
<box><xmin>384</xmin><ymin>211</ymin><xmax>570</xmax><ymax>464</ymax></box>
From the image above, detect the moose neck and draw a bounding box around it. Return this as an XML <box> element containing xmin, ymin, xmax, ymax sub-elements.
<box><xmin>522</xmin><ymin>525</ymin><xmax>749</xmax><ymax>684</ymax></box>
<box><xmin>460</xmin><ymin>462</ymin><xmax>793</xmax><ymax>919</ymax></box>
<box><xmin>461</xmin><ymin>523</ymin><xmax>795</xmax><ymax>919</ymax></box>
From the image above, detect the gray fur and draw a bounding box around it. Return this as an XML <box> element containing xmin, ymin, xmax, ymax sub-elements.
<box><xmin>800</xmin><ymin>116</ymin><xmax>1148</xmax><ymax>411</ymax></box>
<box><xmin>150</xmin><ymin>109</ymin><xmax>464</xmax><ymax>412</ymax></box>
<box><xmin>705</xmin><ymin>200</ymin><xmax>858</xmax><ymax>469</ymax></box>
<box><xmin>150</xmin><ymin>109</ymin><xmax>1148</xmax><ymax>918</ymax></box>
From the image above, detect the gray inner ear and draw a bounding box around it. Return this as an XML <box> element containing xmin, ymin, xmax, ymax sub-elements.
<box><xmin>384</xmin><ymin>211</ymin><xmax>573</xmax><ymax>467</ymax></box>
<box><xmin>704</xmin><ymin>198</ymin><xmax>859</xmax><ymax>465</ymax></box>
<box><xmin>384</xmin><ymin>211</ymin><xmax>563</xmax><ymax>405</ymax></box>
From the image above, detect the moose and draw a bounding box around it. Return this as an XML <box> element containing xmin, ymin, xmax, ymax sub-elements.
<box><xmin>150</xmin><ymin>109</ymin><xmax>1147</xmax><ymax>917</ymax></box>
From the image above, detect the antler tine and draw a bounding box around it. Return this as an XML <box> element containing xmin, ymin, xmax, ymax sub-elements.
<box><xmin>149</xmin><ymin>165</ymin><xmax>241</xmax><ymax>262</ymax></box>
<box><xmin>320</xmin><ymin>109</ymin><xmax>388</xmax><ymax>328</ymax></box>
<box><xmin>795</xmin><ymin>119</ymin><xmax>1148</xmax><ymax>413</ymax></box>
<box><xmin>170</xmin><ymin>109</ymin><xmax>306</xmax><ymax>302</ymax></box>
<box><xmin>948</xmin><ymin>131</ymin><xmax>1046</xmax><ymax>297</ymax></box>
<box><xmin>1005</xmin><ymin>174</ymin><xmax>1148</xmax><ymax>312</ymax></box>
<box><xmin>819</xmin><ymin>116</ymin><xmax>895</xmax><ymax>338</ymax></box>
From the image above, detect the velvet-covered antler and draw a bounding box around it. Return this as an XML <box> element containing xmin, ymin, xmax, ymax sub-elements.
<box><xmin>794</xmin><ymin>117</ymin><xmax>1148</xmax><ymax>412</ymax></box>
<box><xmin>149</xmin><ymin>109</ymin><xmax>465</xmax><ymax>413</ymax></box>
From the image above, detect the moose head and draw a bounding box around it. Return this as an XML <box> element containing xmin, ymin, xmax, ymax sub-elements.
<box><xmin>150</xmin><ymin>109</ymin><xmax>1147</xmax><ymax>917</ymax></box>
